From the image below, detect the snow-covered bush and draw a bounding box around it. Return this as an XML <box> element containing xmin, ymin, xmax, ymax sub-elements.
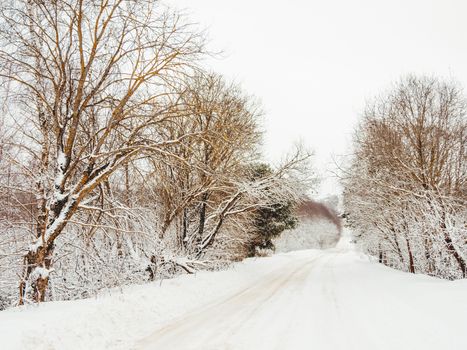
<box><xmin>274</xmin><ymin>218</ymin><xmax>340</xmax><ymax>252</ymax></box>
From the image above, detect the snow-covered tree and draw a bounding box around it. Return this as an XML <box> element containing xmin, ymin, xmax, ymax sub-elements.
<box><xmin>0</xmin><ymin>0</ymin><xmax>205</xmax><ymax>303</ymax></box>
<box><xmin>0</xmin><ymin>1</ymin><xmax>315</xmax><ymax>307</ymax></box>
<box><xmin>344</xmin><ymin>75</ymin><xmax>467</xmax><ymax>279</ymax></box>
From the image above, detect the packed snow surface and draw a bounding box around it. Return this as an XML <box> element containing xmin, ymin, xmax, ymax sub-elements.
<box><xmin>1</xmin><ymin>230</ymin><xmax>467</xmax><ymax>350</ymax></box>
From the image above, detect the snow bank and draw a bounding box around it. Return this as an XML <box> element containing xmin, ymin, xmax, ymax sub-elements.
<box><xmin>0</xmin><ymin>253</ymin><xmax>300</xmax><ymax>350</ymax></box>
<box><xmin>1</xmin><ymin>238</ymin><xmax>467</xmax><ymax>350</ymax></box>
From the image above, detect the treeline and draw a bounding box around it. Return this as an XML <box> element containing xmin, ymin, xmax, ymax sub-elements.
<box><xmin>344</xmin><ymin>76</ymin><xmax>466</xmax><ymax>279</ymax></box>
<box><xmin>274</xmin><ymin>198</ymin><xmax>342</xmax><ymax>252</ymax></box>
<box><xmin>0</xmin><ymin>0</ymin><xmax>312</xmax><ymax>307</ymax></box>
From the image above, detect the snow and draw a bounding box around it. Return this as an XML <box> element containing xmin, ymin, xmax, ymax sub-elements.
<box><xmin>1</xmin><ymin>229</ymin><xmax>467</xmax><ymax>350</ymax></box>
<box><xmin>274</xmin><ymin>218</ymin><xmax>340</xmax><ymax>252</ymax></box>
<box><xmin>54</xmin><ymin>151</ymin><xmax>67</xmax><ymax>188</ymax></box>
<box><xmin>28</xmin><ymin>240</ymin><xmax>43</xmax><ymax>253</ymax></box>
<box><xmin>57</xmin><ymin>151</ymin><xmax>67</xmax><ymax>170</ymax></box>
<box><xmin>31</xmin><ymin>267</ymin><xmax>54</xmax><ymax>279</ymax></box>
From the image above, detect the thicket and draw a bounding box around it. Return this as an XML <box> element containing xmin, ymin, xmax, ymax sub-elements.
<box><xmin>0</xmin><ymin>0</ymin><xmax>313</xmax><ymax>307</ymax></box>
<box><xmin>344</xmin><ymin>76</ymin><xmax>466</xmax><ymax>279</ymax></box>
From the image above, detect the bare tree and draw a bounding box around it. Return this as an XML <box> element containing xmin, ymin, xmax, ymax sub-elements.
<box><xmin>138</xmin><ymin>74</ymin><xmax>313</xmax><ymax>261</ymax></box>
<box><xmin>0</xmin><ymin>0</ymin><xmax>205</xmax><ymax>303</ymax></box>
<box><xmin>344</xmin><ymin>75</ymin><xmax>467</xmax><ymax>279</ymax></box>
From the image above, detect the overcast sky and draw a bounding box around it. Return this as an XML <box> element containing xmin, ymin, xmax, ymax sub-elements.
<box><xmin>168</xmin><ymin>0</ymin><xmax>467</xmax><ymax>197</ymax></box>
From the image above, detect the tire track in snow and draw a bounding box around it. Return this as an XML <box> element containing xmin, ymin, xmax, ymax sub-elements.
<box><xmin>135</xmin><ymin>253</ymin><xmax>325</xmax><ymax>350</ymax></box>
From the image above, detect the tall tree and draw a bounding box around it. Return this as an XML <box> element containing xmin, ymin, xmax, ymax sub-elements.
<box><xmin>344</xmin><ymin>75</ymin><xmax>467</xmax><ymax>279</ymax></box>
<box><xmin>0</xmin><ymin>0</ymin><xmax>205</xmax><ymax>303</ymax></box>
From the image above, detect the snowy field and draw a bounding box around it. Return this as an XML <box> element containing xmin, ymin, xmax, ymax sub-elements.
<box><xmin>1</xmin><ymin>231</ymin><xmax>467</xmax><ymax>350</ymax></box>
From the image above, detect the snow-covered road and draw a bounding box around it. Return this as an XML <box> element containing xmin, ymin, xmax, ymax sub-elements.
<box><xmin>2</xmin><ymin>232</ymin><xmax>467</xmax><ymax>350</ymax></box>
<box><xmin>137</xmin><ymin>252</ymin><xmax>328</xmax><ymax>350</ymax></box>
<box><xmin>136</xmin><ymin>247</ymin><xmax>467</xmax><ymax>350</ymax></box>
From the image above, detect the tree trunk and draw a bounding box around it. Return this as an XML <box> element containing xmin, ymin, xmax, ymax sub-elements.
<box><xmin>405</xmin><ymin>236</ymin><xmax>415</xmax><ymax>274</ymax></box>
<box><xmin>394</xmin><ymin>235</ymin><xmax>404</xmax><ymax>267</ymax></box>
<box><xmin>19</xmin><ymin>242</ymin><xmax>54</xmax><ymax>304</ymax></box>
<box><xmin>181</xmin><ymin>208</ymin><xmax>188</xmax><ymax>249</ymax></box>
<box><xmin>198</xmin><ymin>192</ymin><xmax>209</xmax><ymax>237</ymax></box>
<box><xmin>439</xmin><ymin>206</ymin><xmax>466</xmax><ymax>277</ymax></box>
<box><xmin>442</xmin><ymin>223</ymin><xmax>466</xmax><ymax>277</ymax></box>
<box><xmin>19</xmin><ymin>193</ymin><xmax>78</xmax><ymax>304</ymax></box>
<box><xmin>423</xmin><ymin>237</ymin><xmax>434</xmax><ymax>275</ymax></box>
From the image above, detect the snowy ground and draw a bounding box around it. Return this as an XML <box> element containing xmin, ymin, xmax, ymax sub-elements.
<box><xmin>1</xmin><ymin>230</ymin><xmax>467</xmax><ymax>350</ymax></box>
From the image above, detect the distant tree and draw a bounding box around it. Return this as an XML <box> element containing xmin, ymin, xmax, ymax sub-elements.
<box><xmin>296</xmin><ymin>199</ymin><xmax>342</xmax><ymax>232</ymax></box>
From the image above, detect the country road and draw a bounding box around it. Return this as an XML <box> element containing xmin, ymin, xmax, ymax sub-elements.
<box><xmin>137</xmin><ymin>253</ymin><xmax>328</xmax><ymax>350</ymax></box>
<box><xmin>135</xmin><ymin>235</ymin><xmax>467</xmax><ymax>350</ymax></box>
<box><xmin>2</xmin><ymin>232</ymin><xmax>467</xmax><ymax>350</ymax></box>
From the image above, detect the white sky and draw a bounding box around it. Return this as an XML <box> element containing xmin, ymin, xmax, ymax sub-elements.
<box><xmin>168</xmin><ymin>0</ymin><xmax>467</xmax><ymax>197</ymax></box>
